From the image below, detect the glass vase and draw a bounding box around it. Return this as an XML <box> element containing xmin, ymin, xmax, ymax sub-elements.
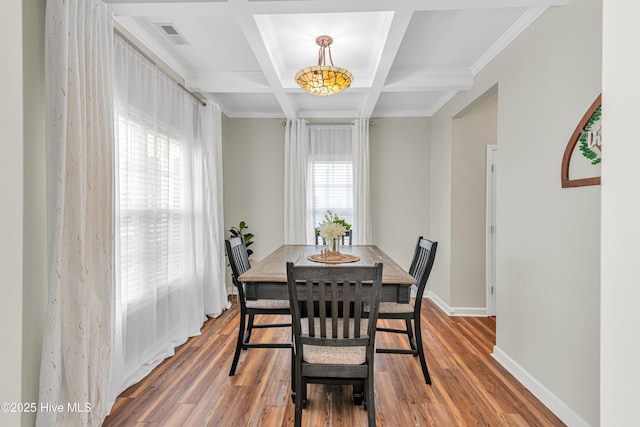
<box><xmin>323</xmin><ymin>238</ymin><xmax>341</xmax><ymax>260</ymax></box>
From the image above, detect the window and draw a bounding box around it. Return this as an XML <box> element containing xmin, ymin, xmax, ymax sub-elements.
<box><xmin>307</xmin><ymin>124</ymin><xmax>354</xmax><ymax>234</ymax></box>
<box><xmin>116</xmin><ymin>109</ymin><xmax>186</xmax><ymax>303</ymax></box>
<box><xmin>309</xmin><ymin>156</ymin><xmax>353</xmax><ymax>228</ymax></box>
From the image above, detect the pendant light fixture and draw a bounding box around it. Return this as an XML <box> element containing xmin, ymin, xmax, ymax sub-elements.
<box><xmin>295</xmin><ymin>35</ymin><xmax>353</xmax><ymax>96</ymax></box>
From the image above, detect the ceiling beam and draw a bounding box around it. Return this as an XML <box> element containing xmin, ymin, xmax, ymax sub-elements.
<box><xmin>360</xmin><ymin>7</ymin><xmax>414</xmax><ymax>118</ymax></box>
<box><xmin>227</xmin><ymin>0</ymin><xmax>298</xmax><ymax>118</ymax></box>
<box><xmin>384</xmin><ymin>69</ymin><xmax>474</xmax><ymax>92</ymax></box>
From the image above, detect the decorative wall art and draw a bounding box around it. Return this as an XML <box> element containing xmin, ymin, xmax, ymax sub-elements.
<box><xmin>561</xmin><ymin>94</ymin><xmax>602</xmax><ymax>188</ymax></box>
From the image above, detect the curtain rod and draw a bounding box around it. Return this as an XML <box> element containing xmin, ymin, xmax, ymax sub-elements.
<box><xmin>114</xmin><ymin>26</ymin><xmax>207</xmax><ymax>107</ymax></box>
<box><xmin>308</xmin><ymin>122</ymin><xmax>355</xmax><ymax>126</ymax></box>
<box><xmin>281</xmin><ymin>120</ymin><xmax>375</xmax><ymax>126</ymax></box>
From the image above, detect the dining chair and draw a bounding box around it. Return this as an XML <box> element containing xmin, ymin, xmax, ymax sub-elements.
<box><xmin>286</xmin><ymin>262</ymin><xmax>383</xmax><ymax>427</ymax></box>
<box><xmin>368</xmin><ymin>236</ymin><xmax>437</xmax><ymax>384</ymax></box>
<box><xmin>225</xmin><ymin>236</ymin><xmax>292</xmax><ymax>376</ymax></box>
<box><xmin>314</xmin><ymin>228</ymin><xmax>353</xmax><ymax>245</ymax></box>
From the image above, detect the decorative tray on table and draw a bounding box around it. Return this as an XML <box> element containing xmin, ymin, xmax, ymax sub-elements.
<box><xmin>307</xmin><ymin>251</ymin><xmax>360</xmax><ymax>264</ymax></box>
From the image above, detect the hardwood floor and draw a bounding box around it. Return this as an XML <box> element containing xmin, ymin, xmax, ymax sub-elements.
<box><xmin>103</xmin><ymin>299</ymin><xmax>565</xmax><ymax>426</ymax></box>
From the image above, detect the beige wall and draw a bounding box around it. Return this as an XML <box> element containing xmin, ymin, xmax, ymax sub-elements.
<box><xmin>450</xmin><ymin>90</ymin><xmax>497</xmax><ymax>310</ymax></box>
<box><xmin>222</xmin><ymin>117</ymin><xmax>286</xmax><ymax>263</ymax></box>
<box><xmin>369</xmin><ymin>117</ymin><xmax>430</xmax><ymax>270</ymax></box>
<box><xmin>1</xmin><ymin>1</ymin><xmax>47</xmax><ymax>426</ymax></box>
<box><xmin>221</xmin><ymin>117</ymin><xmax>431</xmax><ymax>281</ymax></box>
<box><xmin>601</xmin><ymin>0</ymin><xmax>640</xmax><ymax>424</ymax></box>
<box><xmin>429</xmin><ymin>108</ymin><xmax>453</xmax><ymax>306</ymax></box>
<box><xmin>1</xmin><ymin>0</ymin><xmax>25</xmax><ymax>425</ymax></box>
<box><xmin>21</xmin><ymin>0</ymin><xmax>47</xmax><ymax>426</ymax></box>
<box><xmin>431</xmin><ymin>0</ymin><xmax>601</xmax><ymax>424</ymax></box>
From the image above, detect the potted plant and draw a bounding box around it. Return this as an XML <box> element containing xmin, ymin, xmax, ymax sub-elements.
<box><xmin>228</xmin><ymin>220</ymin><xmax>254</xmax><ymax>257</ymax></box>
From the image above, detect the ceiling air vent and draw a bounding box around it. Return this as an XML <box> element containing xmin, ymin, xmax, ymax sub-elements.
<box><xmin>156</xmin><ymin>23</ymin><xmax>189</xmax><ymax>45</ymax></box>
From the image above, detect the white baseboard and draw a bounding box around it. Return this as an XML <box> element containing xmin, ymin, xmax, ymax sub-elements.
<box><xmin>492</xmin><ymin>346</ymin><xmax>591</xmax><ymax>427</ymax></box>
<box><xmin>425</xmin><ymin>291</ymin><xmax>488</xmax><ymax>317</ymax></box>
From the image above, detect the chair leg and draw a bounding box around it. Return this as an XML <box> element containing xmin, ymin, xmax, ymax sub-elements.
<box><xmin>290</xmin><ymin>346</ymin><xmax>296</xmax><ymax>401</ymax></box>
<box><xmin>366</xmin><ymin>370</ymin><xmax>376</xmax><ymax>426</ymax></box>
<box><xmin>405</xmin><ymin>318</ymin><xmax>417</xmax><ymax>353</ymax></box>
<box><xmin>294</xmin><ymin>359</ymin><xmax>304</xmax><ymax>427</ymax></box>
<box><xmin>414</xmin><ymin>313</ymin><xmax>431</xmax><ymax>384</ymax></box>
<box><xmin>229</xmin><ymin>311</ymin><xmax>247</xmax><ymax>376</ymax></box>
<box><xmin>301</xmin><ymin>377</ymin><xmax>308</xmax><ymax>408</ymax></box>
<box><xmin>244</xmin><ymin>313</ymin><xmax>255</xmax><ymax>343</ymax></box>
<box><xmin>353</xmin><ymin>381</ymin><xmax>364</xmax><ymax>406</ymax></box>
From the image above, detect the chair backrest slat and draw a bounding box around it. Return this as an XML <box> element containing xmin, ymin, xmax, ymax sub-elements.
<box><xmin>330</xmin><ymin>279</ymin><xmax>339</xmax><ymax>338</ymax></box>
<box><xmin>306</xmin><ymin>281</ymin><xmax>315</xmax><ymax>337</ymax></box>
<box><xmin>342</xmin><ymin>280</ymin><xmax>349</xmax><ymax>338</ymax></box>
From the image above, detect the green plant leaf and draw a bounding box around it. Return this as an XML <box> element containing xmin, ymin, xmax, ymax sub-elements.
<box><xmin>228</xmin><ymin>220</ymin><xmax>255</xmax><ymax>257</ymax></box>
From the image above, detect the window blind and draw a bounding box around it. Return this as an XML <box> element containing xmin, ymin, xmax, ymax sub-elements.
<box><xmin>116</xmin><ymin>109</ymin><xmax>185</xmax><ymax>303</ymax></box>
<box><xmin>310</xmin><ymin>158</ymin><xmax>353</xmax><ymax>228</ymax></box>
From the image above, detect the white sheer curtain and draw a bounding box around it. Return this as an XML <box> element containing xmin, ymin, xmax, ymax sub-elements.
<box><xmin>38</xmin><ymin>1</ymin><xmax>115</xmax><ymax>426</ymax></box>
<box><xmin>352</xmin><ymin>118</ymin><xmax>372</xmax><ymax>244</ymax></box>
<box><xmin>199</xmin><ymin>104</ymin><xmax>229</xmax><ymax>316</ymax></box>
<box><xmin>284</xmin><ymin>119</ymin><xmax>309</xmax><ymax>243</ymax></box>
<box><xmin>109</xmin><ymin>34</ymin><xmax>228</xmax><ymax>404</ymax></box>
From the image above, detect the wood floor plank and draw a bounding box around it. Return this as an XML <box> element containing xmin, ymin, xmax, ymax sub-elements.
<box><xmin>157</xmin><ymin>404</ymin><xmax>195</xmax><ymax>427</ymax></box>
<box><xmin>103</xmin><ymin>299</ymin><xmax>566</xmax><ymax>427</ymax></box>
<box><xmin>375</xmin><ymin>371</ymin><xmax>415</xmax><ymax>427</ymax></box>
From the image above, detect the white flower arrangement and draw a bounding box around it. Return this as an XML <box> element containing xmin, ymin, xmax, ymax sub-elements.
<box><xmin>317</xmin><ymin>210</ymin><xmax>350</xmax><ymax>255</ymax></box>
<box><xmin>318</xmin><ymin>221</ymin><xmax>347</xmax><ymax>243</ymax></box>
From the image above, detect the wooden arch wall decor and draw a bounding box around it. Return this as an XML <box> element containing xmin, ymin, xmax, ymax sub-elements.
<box><xmin>561</xmin><ymin>94</ymin><xmax>602</xmax><ymax>188</ymax></box>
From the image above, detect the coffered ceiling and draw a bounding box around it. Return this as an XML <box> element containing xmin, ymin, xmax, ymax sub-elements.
<box><xmin>105</xmin><ymin>0</ymin><xmax>569</xmax><ymax>119</ymax></box>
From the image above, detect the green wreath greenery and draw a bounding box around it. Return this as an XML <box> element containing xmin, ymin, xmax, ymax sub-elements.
<box><xmin>578</xmin><ymin>106</ymin><xmax>602</xmax><ymax>165</ymax></box>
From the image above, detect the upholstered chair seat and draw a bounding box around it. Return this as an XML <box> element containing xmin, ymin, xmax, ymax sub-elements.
<box><xmin>245</xmin><ymin>299</ymin><xmax>291</xmax><ymax>309</ymax></box>
<box><xmin>300</xmin><ymin>318</ymin><xmax>369</xmax><ymax>364</ymax></box>
<box><xmin>365</xmin><ymin>296</ymin><xmax>416</xmax><ymax>314</ymax></box>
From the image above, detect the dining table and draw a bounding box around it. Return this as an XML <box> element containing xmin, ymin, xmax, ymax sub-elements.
<box><xmin>237</xmin><ymin>244</ymin><xmax>415</xmax><ymax>404</ymax></box>
<box><xmin>238</xmin><ymin>244</ymin><xmax>416</xmax><ymax>303</ymax></box>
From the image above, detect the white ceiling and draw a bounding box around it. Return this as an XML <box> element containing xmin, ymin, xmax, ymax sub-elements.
<box><xmin>105</xmin><ymin>0</ymin><xmax>569</xmax><ymax>120</ymax></box>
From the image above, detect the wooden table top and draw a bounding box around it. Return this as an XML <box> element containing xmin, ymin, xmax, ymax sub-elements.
<box><xmin>239</xmin><ymin>245</ymin><xmax>416</xmax><ymax>285</ymax></box>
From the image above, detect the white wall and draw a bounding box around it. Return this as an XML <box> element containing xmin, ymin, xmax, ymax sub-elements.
<box><xmin>431</xmin><ymin>0</ymin><xmax>601</xmax><ymax>425</ymax></box>
<box><xmin>601</xmin><ymin>0</ymin><xmax>640</xmax><ymax>425</ymax></box>
<box><xmin>221</xmin><ymin>117</ymin><xmax>431</xmax><ymax>276</ymax></box>
<box><xmin>0</xmin><ymin>0</ymin><xmax>25</xmax><ymax>425</ymax></box>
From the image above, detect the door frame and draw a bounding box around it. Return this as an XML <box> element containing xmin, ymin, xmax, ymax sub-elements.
<box><xmin>485</xmin><ymin>145</ymin><xmax>498</xmax><ymax>316</ymax></box>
